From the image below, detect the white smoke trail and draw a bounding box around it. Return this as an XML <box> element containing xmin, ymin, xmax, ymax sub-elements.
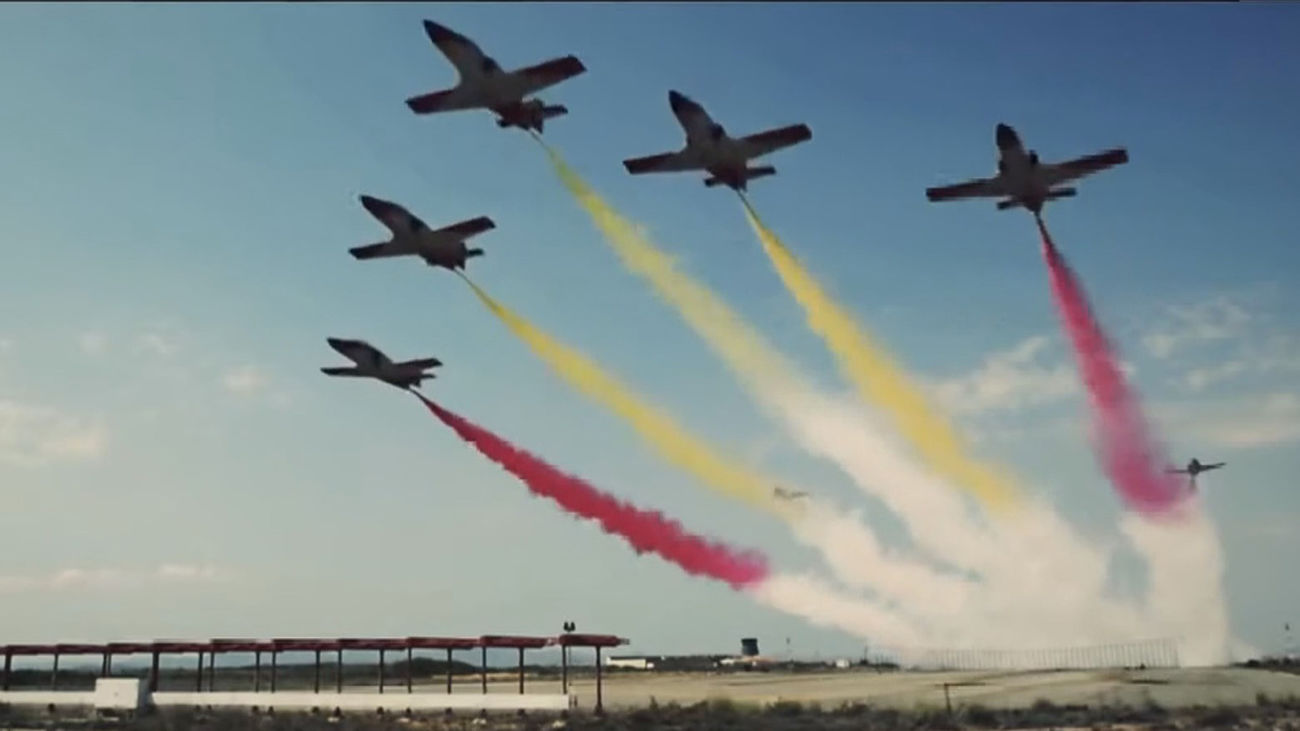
<box><xmin>1121</xmin><ymin>501</ymin><xmax>1232</xmax><ymax>666</ymax></box>
<box><xmin>750</xmin><ymin>572</ymin><xmax>931</xmax><ymax>655</ymax></box>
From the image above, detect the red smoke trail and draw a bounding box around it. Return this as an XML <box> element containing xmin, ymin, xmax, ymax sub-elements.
<box><xmin>1037</xmin><ymin>218</ymin><xmax>1188</xmax><ymax>517</ymax></box>
<box><xmin>414</xmin><ymin>393</ymin><xmax>770</xmax><ymax>589</ymax></box>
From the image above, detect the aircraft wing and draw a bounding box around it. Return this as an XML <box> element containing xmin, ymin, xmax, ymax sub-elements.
<box><xmin>359</xmin><ymin>195</ymin><xmax>427</xmax><ymax>236</ymax></box>
<box><xmin>1043</xmin><ymin>148</ymin><xmax>1129</xmax><ymax>186</ymax></box>
<box><xmin>507</xmin><ymin>56</ymin><xmax>587</xmax><ymax>98</ymax></box>
<box><xmin>735</xmin><ymin>124</ymin><xmax>813</xmax><ymax>160</ymax></box>
<box><xmin>925</xmin><ymin>175</ymin><xmax>1006</xmax><ymax>202</ymax></box>
<box><xmin>435</xmin><ymin>215</ymin><xmax>496</xmax><ymax>239</ymax></box>
<box><xmin>349</xmin><ymin>240</ymin><xmax>419</xmax><ymax>260</ymax></box>
<box><xmin>1202</xmin><ymin>462</ymin><xmax>1226</xmax><ymax>471</ymax></box>
<box><xmin>622</xmin><ymin>151</ymin><xmax>704</xmax><ymax>175</ymax></box>
<box><xmin>1164</xmin><ymin>467</ymin><xmax>1191</xmax><ymax>475</ymax></box>
<box><xmin>393</xmin><ymin>357</ymin><xmax>443</xmax><ymax>371</ymax></box>
<box><xmin>421</xmin><ymin>20</ymin><xmax>490</xmax><ymax>81</ymax></box>
<box><xmin>327</xmin><ymin>337</ymin><xmax>383</xmax><ymax>366</ymax></box>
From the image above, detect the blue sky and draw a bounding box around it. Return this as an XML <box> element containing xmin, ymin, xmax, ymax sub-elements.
<box><xmin>2</xmin><ymin>3</ymin><xmax>1299</xmax><ymax>661</ymax></box>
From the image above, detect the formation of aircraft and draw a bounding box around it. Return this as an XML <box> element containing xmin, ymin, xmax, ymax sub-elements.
<box><xmin>349</xmin><ymin>195</ymin><xmax>495</xmax><ymax>272</ymax></box>
<box><xmin>404</xmin><ymin>20</ymin><xmax>586</xmax><ymax>134</ymax></box>
<box><xmin>320</xmin><ymin>338</ymin><xmax>441</xmax><ymax>391</ymax></box>
<box><xmin>925</xmin><ymin>123</ymin><xmax>1129</xmax><ymax>216</ymax></box>
<box><xmin>622</xmin><ymin>91</ymin><xmax>813</xmax><ymax>191</ymax></box>
<box><xmin>326</xmin><ymin>18</ymin><xmax>1148</xmax><ymax>416</ymax></box>
<box><xmin>1166</xmin><ymin>458</ymin><xmax>1226</xmax><ymax>489</ymax></box>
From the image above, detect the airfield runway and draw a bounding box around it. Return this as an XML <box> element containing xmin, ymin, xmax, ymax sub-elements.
<box><xmin>410</xmin><ymin>667</ymin><xmax>1300</xmax><ymax>711</ymax></box>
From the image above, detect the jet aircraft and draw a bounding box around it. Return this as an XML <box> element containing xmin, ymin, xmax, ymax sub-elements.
<box><xmin>349</xmin><ymin>195</ymin><xmax>495</xmax><ymax>272</ymax></box>
<box><xmin>1166</xmin><ymin>458</ymin><xmax>1225</xmax><ymax>489</ymax></box>
<box><xmin>925</xmin><ymin>123</ymin><xmax>1128</xmax><ymax>216</ymax></box>
<box><xmin>320</xmin><ymin>338</ymin><xmax>441</xmax><ymax>391</ymax></box>
<box><xmin>622</xmin><ymin>90</ymin><xmax>812</xmax><ymax>191</ymax></box>
<box><xmin>404</xmin><ymin>20</ymin><xmax>586</xmax><ymax>134</ymax></box>
<box><xmin>773</xmin><ymin>486</ymin><xmax>809</xmax><ymax>501</ymax></box>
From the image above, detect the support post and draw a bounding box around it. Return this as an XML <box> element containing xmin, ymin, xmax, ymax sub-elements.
<box><xmin>480</xmin><ymin>645</ymin><xmax>487</xmax><ymax>694</ymax></box>
<box><xmin>314</xmin><ymin>650</ymin><xmax>321</xmax><ymax>693</ymax></box>
<box><xmin>2</xmin><ymin>650</ymin><xmax>11</xmax><ymax>691</ymax></box>
<box><xmin>195</xmin><ymin>652</ymin><xmax>203</xmax><ymax>692</ymax></box>
<box><xmin>560</xmin><ymin>644</ymin><xmax>568</xmax><ymax>694</ymax></box>
<box><xmin>379</xmin><ymin>649</ymin><xmax>386</xmax><ymax>694</ymax></box>
<box><xmin>51</xmin><ymin>653</ymin><xmax>59</xmax><ymax>691</ymax></box>
<box><xmin>518</xmin><ymin>648</ymin><xmax>524</xmax><ymax>694</ymax></box>
<box><xmin>254</xmin><ymin>651</ymin><xmax>261</xmax><ymax>692</ymax></box>
<box><xmin>595</xmin><ymin>646</ymin><xmax>603</xmax><ymax>715</ymax></box>
<box><xmin>406</xmin><ymin>647</ymin><xmax>412</xmax><ymax>694</ymax></box>
<box><xmin>208</xmin><ymin>650</ymin><xmax>216</xmax><ymax>691</ymax></box>
<box><xmin>445</xmin><ymin>648</ymin><xmax>452</xmax><ymax>694</ymax></box>
<box><xmin>336</xmin><ymin>648</ymin><xmax>343</xmax><ymax>693</ymax></box>
<box><xmin>149</xmin><ymin>652</ymin><xmax>160</xmax><ymax>692</ymax></box>
<box><xmin>102</xmin><ymin>651</ymin><xmax>111</xmax><ymax>677</ymax></box>
<box><xmin>270</xmin><ymin>651</ymin><xmax>278</xmax><ymax>692</ymax></box>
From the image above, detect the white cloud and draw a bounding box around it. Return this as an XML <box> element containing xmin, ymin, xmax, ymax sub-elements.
<box><xmin>1142</xmin><ymin>296</ymin><xmax>1251</xmax><ymax>359</ymax></box>
<box><xmin>0</xmin><ymin>400</ymin><xmax>108</xmax><ymax>467</ymax></box>
<box><xmin>221</xmin><ymin>365</ymin><xmax>268</xmax><ymax>395</ymax></box>
<box><xmin>78</xmin><ymin>332</ymin><xmax>109</xmax><ymax>355</ymax></box>
<box><xmin>1156</xmin><ymin>391</ymin><xmax>1300</xmax><ymax>450</ymax></box>
<box><xmin>136</xmin><ymin>332</ymin><xmax>179</xmax><ymax>357</ymax></box>
<box><xmin>931</xmin><ymin>336</ymin><xmax>1079</xmax><ymax>415</ymax></box>
<box><xmin>0</xmin><ymin>565</ymin><xmax>229</xmax><ymax>595</ymax></box>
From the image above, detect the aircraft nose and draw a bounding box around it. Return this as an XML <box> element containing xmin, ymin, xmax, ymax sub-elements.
<box><xmin>668</xmin><ymin>90</ymin><xmax>689</xmax><ymax>111</ymax></box>
<box><xmin>326</xmin><ymin>337</ymin><xmax>346</xmax><ymax>351</ymax></box>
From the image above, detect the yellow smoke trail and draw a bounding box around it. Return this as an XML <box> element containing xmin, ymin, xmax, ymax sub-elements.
<box><xmin>738</xmin><ymin>198</ymin><xmax>1020</xmax><ymax>511</ymax></box>
<box><xmin>458</xmin><ymin>274</ymin><xmax>796</xmax><ymax>522</ymax></box>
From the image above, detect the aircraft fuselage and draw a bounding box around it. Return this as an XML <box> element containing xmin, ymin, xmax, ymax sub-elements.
<box><xmin>681</xmin><ymin>121</ymin><xmax>775</xmax><ymax>191</ymax></box>
<box><xmin>389</xmin><ymin>229</ymin><xmax>481</xmax><ymax>271</ymax></box>
<box><xmin>993</xmin><ymin>124</ymin><xmax>1073</xmax><ymax>215</ymax></box>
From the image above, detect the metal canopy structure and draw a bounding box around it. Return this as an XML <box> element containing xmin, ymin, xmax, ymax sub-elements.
<box><xmin>1</xmin><ymin>632</ymin><xmax>630</xmax><ymax>709</ymax></box>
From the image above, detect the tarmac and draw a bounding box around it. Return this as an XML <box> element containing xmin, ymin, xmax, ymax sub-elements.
<box><xmin>536</xmin><ymin>667</ymin><xmax>1300</xmax><ymax>710</ymax></box>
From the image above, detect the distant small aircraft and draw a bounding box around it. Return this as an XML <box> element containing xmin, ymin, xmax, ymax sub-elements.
<box><xmin>925</xmin><ymin>123</ymin><xmax>1128</xmax><ymax>216</ymax></box>
<box><xmin>321</xmin><ymin>337</ymin><xmax>441</xmax><ymax>391</ymax></box>
<box><xmin>622</xmin><ymin>90</ymin><xmax>812</xmax><ymax>191</ymax></box>
<box><xmin>349</xmin><ymin>195</ymin><xmax>495</xmax><ymax>272</ymax></box>
<box><xmin>405</xmin><ymin>20</ymin><xmax>586</xmax><ymax>134</ymax></box>
<box><xmin>1166</xmin><ymin>458</ymin><xmax>1225</xmax><ymax>489</ymax></box>
<box><xmin>773</xmin><ymin>486</ymin><xmax>808</xmax><ymax>501</ymax></box>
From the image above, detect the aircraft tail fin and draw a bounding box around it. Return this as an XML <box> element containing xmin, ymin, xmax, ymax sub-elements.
<box><xmin>1046</xmin><ymin>187</ymin><xmax>1077</xmax><ymax>200</ymax></box>
<box><xmin>996</xmin><ymin>198</ymin><xmax>1023</xmax><ymax>211</ymax></box>
<box><xmin>465</xmin><ymin>248</ymin><xmax>484</xmax><ymax>258</ymax></box>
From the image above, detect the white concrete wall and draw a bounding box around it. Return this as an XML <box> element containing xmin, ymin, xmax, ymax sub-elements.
<box><xmin>0</xmin><ymin>679</ymin><xmax>573</xmax><ymax>713</ymax></box>
<box><xmin>0</xmin><ymin>690</ymin><xmax>97</xmax><ymax>707</ymax></box>
<box><xmin>152</xmin><ymin>690</ymin><xmax>573</xmax><ymax>712</ymax></box>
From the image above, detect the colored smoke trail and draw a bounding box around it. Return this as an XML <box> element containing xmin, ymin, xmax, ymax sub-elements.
<box><xmin>458</xmin><ymin>275</ymin><xmax>789</xmax><ymax>519</ymax></box>
<box><xmin>459</xmin><ymin>276</ymin><xmax>969</xmax><ymax>622</ymax></box>
<box><xmin>533</xmin><ymin>141</ymin><xmax>1173</xmax><ymax>649</ymax></box>
<box><xmin>1037</xmin><ymin>219</ymin><xmax>1188</xmax><ymax>516</ymax></box>
<box><xmin>417</xmin><ymin>393</ymin><xmax>933</xmax><ymax>646</ymax></box>
<box><xmin>416</xmin><ymin>392</ymin><xmax>768</xmax><ymax>589</ymax></box>
<box><xmin>739</xmin><ymin>198</ymin><xmax>1020</xmax><ymax>512</ymax></box>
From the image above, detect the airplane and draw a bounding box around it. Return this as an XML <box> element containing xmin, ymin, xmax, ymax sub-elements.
<box><xmin>349</xmin><ymin>195</ymin><xmax>495</xmax><ymax>272</ymax></box>
<box><xmin>925</xmin><ymin>123</ymin><xmax>1129</xmax><ymax>216</ymax></box>
<box><xmin>320</xmin><ymin>337</ymin><xmax>441</xmax><ymax>391</ymax></box>
<box><xmin>773</xmin><ymin>486</ymin><xmax>808</xmax><ymax>501</ymax></box>
<box><xmin>404</xmin><ymin>20</ymin><xmax>586</xmax><ymax>134</ymax></box>
<box><xmin>622</xmin><ymin>90</ymin><xmax>813</xmax><ymax>191</ymax></box>
<box><xmin>1166</xmin><ymin>457</ymin><xmax>1226</xmax><ymax>488</ymax></box>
